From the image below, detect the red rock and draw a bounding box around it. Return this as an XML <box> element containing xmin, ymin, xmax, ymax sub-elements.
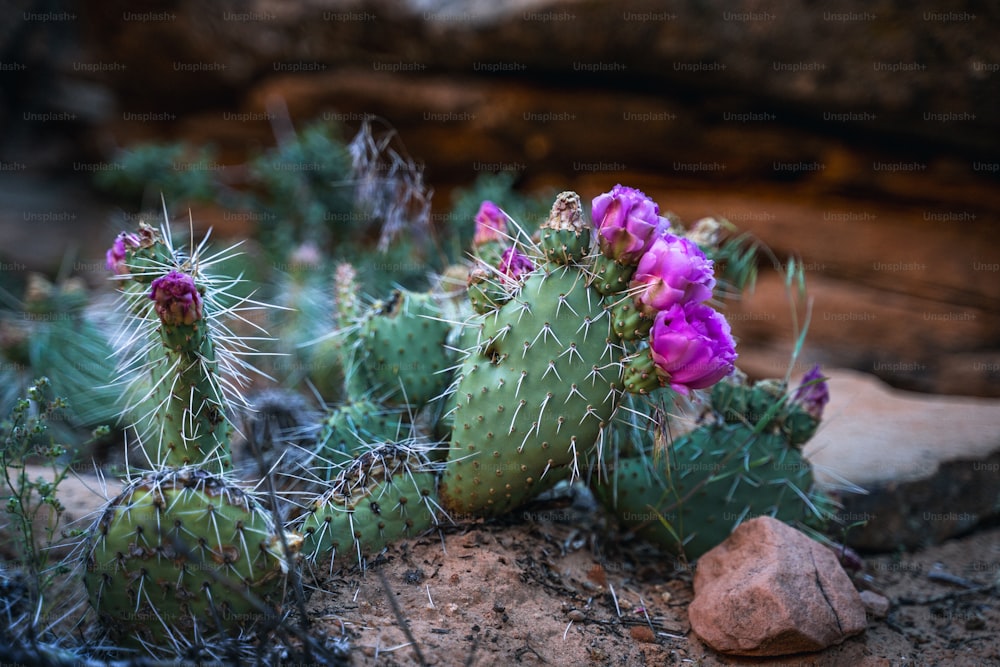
<box><xmin>688</xmin><ymin>517</ymin><xmax>866</xmax><ymax>656</ymax></box>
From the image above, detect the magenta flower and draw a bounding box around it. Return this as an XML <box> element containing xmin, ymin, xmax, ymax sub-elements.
<box><xmin>648</xmin><ymin>303</ymin><xmax>736</xmax><ymax>393</ymax></box>
<box><xmin>498</xmin><ymin>246</ymin><xmax>534</xmax><ymax>283</ymax></box>
<box><xmin>473</xmin><ymin>200</ymin><xmax>508</xmax><ymax>246</ymax></box>
<box><xmin>792</xmin><ymin>365</ymin><xmax>830</xmax><ymax>420</ymax></box>
<box><xmin>105</xmin><ymin>232</ymin><xmax>141</xmax><ymax>275</ymax></box>
<box><xmin>591</xmin><ymin>185</ymin><xmax>669</xmax><ymax>263</ymax></box>
<box><xmin>630</xmin><ymin>234</ymin><xmax>716</xmax><ymax>316</ymax></box>
<box><xmin>149</xmin><ymin>270</ymin><xmax>203</xmax><ymax>326</ymax></box>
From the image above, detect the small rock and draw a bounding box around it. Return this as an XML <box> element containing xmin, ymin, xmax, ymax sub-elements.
<box><xmin>629</xmin><ymin>625</ymin><xmax>657</xmax><ymax>644</ymax></box>
<box><xmin>688</xmin><ymin>517</ymin><xmax>867</xmax><ymax>656</ymax></box>
<box><xmin>860</xmin><ymin>590</ymin><xmax>890</xmax><ymax>619</ymax></box>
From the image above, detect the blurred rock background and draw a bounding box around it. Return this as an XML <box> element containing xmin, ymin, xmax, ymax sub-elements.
<box><xmin>1</xmin><ymin>0</ymin><xmax>998</xmax><ymax>396</ymax></box>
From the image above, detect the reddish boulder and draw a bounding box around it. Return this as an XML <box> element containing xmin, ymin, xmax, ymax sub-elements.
<box><xmin>688</xmin><ymin>517</ymin><xmax>866</xmax><ymax>656</ymax></box>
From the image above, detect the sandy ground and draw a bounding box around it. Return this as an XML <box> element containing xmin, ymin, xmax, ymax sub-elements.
<box><xmin>2</xmin><ymin>474</ymin><xmax>997</xmax><ymax>666</ymax></box>
<box><xmin>295</xmin><ymin>489</ymin><xmax>1000</xmax><ymax>667</ymax></box>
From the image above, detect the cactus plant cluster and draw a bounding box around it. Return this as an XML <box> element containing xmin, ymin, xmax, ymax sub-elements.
<box><xmin>63</xmin><ymin>182</ymin><xmax>835</xmax><ymax>659</ymax></box>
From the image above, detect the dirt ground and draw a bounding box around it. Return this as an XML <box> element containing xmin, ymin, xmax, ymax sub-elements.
<box><xmin>302</xmin><ymin>489</ymin><xmax>1000</xmax><ymax>667</ymax></box>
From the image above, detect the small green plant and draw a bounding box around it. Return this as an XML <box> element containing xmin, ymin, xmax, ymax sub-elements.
<box><xmin>0</xmin><ymin>378</ymin><xmax>107</xmax><ymax>648</ymax></box>
<box><xmin>2</xmin><ymin>379</ymin><xmax>69</xmax><ymax>602</ymax></box>
<box><xmin>96</xmin><ymin>119</ymin><xmax>439</xmax><ymax>297</ymax></box>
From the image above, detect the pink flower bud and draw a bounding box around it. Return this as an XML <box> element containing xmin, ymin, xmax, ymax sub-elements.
<box><xmin>498</xmin><ymin>245</ymin><xmax>533</xmax><ymax>283</ymax></box>
<box><xmin>105</xmin><ymin>232</ymin><xmax>141</xmax><ymax>275</ymax></box>
<box><xmin>473</xmin><ymin>200</ymin><xmax>508</xmax><ymax>246</ymax></box>
<box><xmin>792</xmin><ymin>365</ymin><xmax>830</xmax><ymax>420</ymax></box>
<box><xmin>591</xmin><ymin>185</ymin><xmax>669</xmax><ymax>263</ymax></box>
<box><xmin>649</xmin><ymin>303</ymin><xmax>736</xmax><ymax>394</ymax></box>
<box><xmin>149</xmin><ymin>270</ymin><xmax>203</xmax><ymax>326</ymax></box>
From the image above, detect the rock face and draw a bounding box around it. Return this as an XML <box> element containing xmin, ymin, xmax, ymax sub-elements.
<box><xmin>804</xmin><ymin>370</ymin><xmax>1000</xmax><ymax>551</ymax></box>
<box><xmin>77</xmin><ymin>0</ymin><xmax>1000</xmax><ymax>155</ymax></box>
<box><xmin>688</xmin><ymin>516</ymin><xmax>867</xmax><ymax>656</ymax></box>
<box><xmin>2</xmin><ymin>0</ymin><xmax>998</xmax><ymax>397</ymax></box>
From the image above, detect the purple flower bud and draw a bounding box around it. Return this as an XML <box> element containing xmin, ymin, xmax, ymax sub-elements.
<box><xmin>649</xmin><ymin>303</ymin><xmax>737</xmax><ymax>394</ymax></box>
<box><xmin>630</xmin><ymin>234</ymin><xmax>716</xmax><ymax>316</ymax></box>
<box><xmin>149</xmin><ymin>270</ymin><xmax>203</xmax><ymax>326</ymax></box>
<box><xmin>105</xmin><ymin>232</ymin><xmax>141</xmax><ymax>275</ymax></box>
<box><xmin>793</xmin><ymin>364</ymin><xmax>830</xmax><ymax>420</ymax></box>
<box><xmin>498</xmin><ymin>245</ymin><xmax>534</xmax><ymax>283</ymax></box>
<box><xmin>289</xmin><ymin>242</ymin><xmax>322</xmax><ymax>270</ymax></box>
<box><xmin>591</xmin><ymin>184</ymin><xmax>669</xmax><ymax>263</ymax></box>
<box><xmin>473</xmin><ymin>200</ymin><xmax>507</xmax><ymax>246</ymax></box>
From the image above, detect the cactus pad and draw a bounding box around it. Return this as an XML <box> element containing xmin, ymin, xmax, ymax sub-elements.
<box><xmin>298</xmin><ymin>443</ymin><xmax>442</xmax><ymax>570</ymax></box>
<box><xmin>356</xmin><ymin>290</ymin><xmax>456</xmax><ymax>408</ymax></box>
<box><xmin>596</xmin><ymin>375</ymin><xmax>835</xmax><ymax>560</ymax></box>
<box><xmin>83</xmin><ymin>467</ymin><xmax>295</xmax><ymax>646</ymax></box>
<box><xmin>439</xmin><ymin>265</ymin><xmax>624</xmax><ymax>517</ymax></box>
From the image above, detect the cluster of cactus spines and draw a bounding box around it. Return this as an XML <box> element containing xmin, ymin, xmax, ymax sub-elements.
<box><xmin>85</xmin><ymin>217</ymin><xmax>298</xmax><ymax>649</ymax></box>
<box><xmin>83</xmin><ymin>467</ymin><xmax>296</xmax><ymax>646</ymax></box>
<box><xmin>296</xmin><ymin>442</ymin><xmax>445</xmax><ymax>572</ymax></box>
<box><xmin>594</xmin><ymin>367</ymin><xmax>836</xmax><ymax>560</ymax></box>
<box><xmin>313</xmin><ymin>399</ymin><xmax>411</xmax><ymax>475</ymax></box>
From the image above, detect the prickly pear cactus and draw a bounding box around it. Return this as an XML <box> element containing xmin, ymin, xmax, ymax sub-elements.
<box><xmin>297</xmin><ymin>442</ymin><xmax>442</xmax><ymax>570</ymax></box>
<box><xmin>86</xmin><ymin>219</ymin><xmax>295</xmax><ymax>650</ymax></box>
<box><xmin>83</xmin><ymin>467</ymin><xmax>296</xmax><ymax>646</ymax></box>
<box><xmin>595</xmin><ymin>367</ymin><xmax>835</xmax><ymax>559</ymax></box>
<box><xmin>438</xmin><ymin>187</ymin><xmax>739</xmax><ymax>519</ymax></box>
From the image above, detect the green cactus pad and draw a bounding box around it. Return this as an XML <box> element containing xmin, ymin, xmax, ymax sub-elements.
<box><xmin>596</xmin><ymin>420</ymin><xmax>831</xmax><ymax>560</ymax></box>
<box><xmin>710</xmin><ymin>373</ymin><xmax>819</xmax><ymax>446</ymax></box>
<box><xmin>315</xmin><ymin>399</ymin><xmax>409</xmax><ymax>474</ymax></box>
<box><xmin>467</xmin><ymin>268</ymin><xmax>514</xmax><ymax>315</ymax></box>
<box><xmin>83</xmin><ymin>468</ymin><xmax>294</xmax><ymax>646</ymax></box>
<box><xmin>357</xmin><ymin>290</ymin><xmax>456</xmax><ymax>408</ymax></box>
<box><xmin>298</xmin><ymin>444</ymin><xmax>441</xmax><ymax>570</ymax></box>
<box><xmin>439</xmin><ymin>265</ymin><xmax>624</xmax><ymax>518</ymax></box>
